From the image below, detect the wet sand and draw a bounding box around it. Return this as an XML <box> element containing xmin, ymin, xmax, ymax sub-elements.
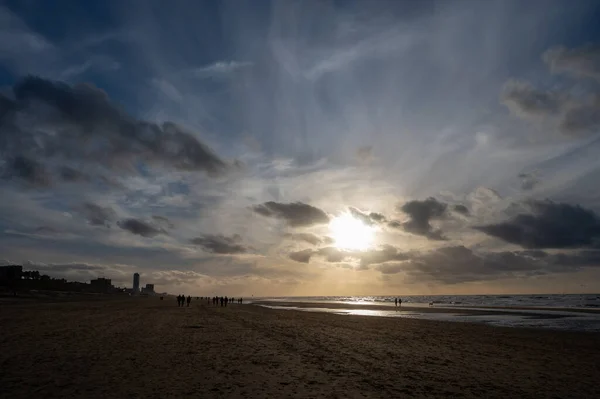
<box><xmin>1</xmin><ymin>298</ymin><xmax>599</xmax><ymax>398</ymax></box>
<box><xmin>253</xmin><ymin>300</ymin><xmax>600</xmax><ymax>316</ymax></box>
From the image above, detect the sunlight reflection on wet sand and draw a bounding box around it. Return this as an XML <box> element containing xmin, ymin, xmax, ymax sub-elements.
<box><xmin>259</xmin><ymin>305</ymin><xmax>600</xmax><ymax>332</ymax></box>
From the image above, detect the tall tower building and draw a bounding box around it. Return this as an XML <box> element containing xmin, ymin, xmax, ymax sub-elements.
<box><xmin>133</xmin><ymin>273</ymin><xmax>140</xmax><ymax>293</ymax></box>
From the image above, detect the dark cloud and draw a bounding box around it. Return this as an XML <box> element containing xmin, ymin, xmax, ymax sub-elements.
<box><xmin>81</xmin><ymin>202</ymin><xmax>116</xmax><ymax>227</ymax></box>
<box><xmin>290</xmin><ymin>239</ymin><xmax>600</xmax><ymax>283</ymax></box>
<box><xmin>376</xmin><ymin>263</ymin><xmax>405</xmax><ymax>275</ymax></box>
<box><xmin>348</xmin><ymin>207</ymin><xmax>386</xmax><ymax>225</ymax></box>
<box><xmin>190</xmin><ymin>234</ymin><xmax>250</xmax><ymax>254</ymax></box>
<box><xmin>518</xmin><ymin>172</ymin><xmax>539</xmax><ymax>191</ymax></box>
<box><xmin>398</xmin><ymin>197</ymin><xmax>448</xmax><ymax>240</ymax></box>
<box><xmin>3</xmin><ymin>155</ymin><xmax>51</xmax><ymax>186</ymax></box>
<box><xmin>350</xmin><ymin>245</ymin><xmax>409</xmax><ymax>267</ymax></box>
<box><xmin>501</xmin><ymin>45</ymin><xmax>600</xmax><ymax>137</ymax></box>
<box><xmin>117</xmin><ymin>218</ymin><xmax>165</xmax><ymax>237</ymax></box>
<box><xmin>558</xmin><ymin>101</ymin><xmax>600</xmax><ymax>135</ymax></box>
<box><xmin>475</xmin><ymin>200</ymin><xmax>600</xmax><ymax>249</ymax></box>
<box><xmin>152</xmin><ymin>215</ymin><xmax>174</xmax><ymax>229</ymax></box>
<box><xmin>543</xmin><ymin>44</ymin><xmax>600</xmax><ymax>81</ymax></box>
<box><xmin>288</xmin><ymin>244</ymin><xmax>410</xmax><ymax>267</ymax></box>
<box><xmin>452</xmin><ymin>204</ymin><xmax>470</xmax><ymax>215</ymax></box>
<box><xmin>391</xmin><ymin>246</ymin><xmax>600</xmax><ymax>284</ymax></box>
<box><xmin>0</xmin><ymin>76</ymin><xmax>229</xmax><ymax>184</ymax></box>
<box><xmin>34</xmin><ymin>226</ymin><xmax>61</xmax><ymax>236</ymax></box>
<box><xmin>284</xmin><ymin>233</ymin><xmax>326</xmax><ymax>246</ymax></box>
<box><xmin>501</xmin><ymin>79</ymin><xmax>561</xmax><ymax>120</ymax></box>
<box><xmin>387</xmin><ymin>220</ymin><xmax>402</xmax><ymax>229</ymax></box>
<box><xmin>59</xmin><ymin>166</ymin><xmax>90</xmax><ymax>182</ymax></box>
<box><xmin>252</xmin><ymin>201</ymin><xmax>330</xmax><ymax>227</ymax></box>
<box><xmin>288</xmin><ymin>249</ymin><xmax>314</xmax><ymax>263</ymax></box>
<box><xmin>18</xmin><ymin>260</ymin><xmax>132</xmax><ymax>285</ymax></box>
<box><xmin>26</xmin><ymin>262</ymin><xmax>106</xmax><ymax>272</ymax></box>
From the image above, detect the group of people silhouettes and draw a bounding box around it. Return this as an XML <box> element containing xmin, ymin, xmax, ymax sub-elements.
<box><xmin>175</xmin><ymin>295</ymin><xmax>243</xmax><ymax>307</ymax></box>
<box><xmin>177</xmin><ymin>295</ymin><xmax>191</xmax><ymax>307</ymax></box>
<box><xmin>394</xmin><ymin>298</ymin><xmax>402</xmax><ymax>308</ymax></box>
<box><xmin>209</xmin><ymin>296</ymin><xmax>243</xmax><ymax>306</ymax></box>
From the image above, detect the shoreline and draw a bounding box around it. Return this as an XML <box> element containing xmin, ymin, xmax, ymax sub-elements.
<box><xmin>251</xmin><ymin>300</ymin><xmax>600</xmax><ymax>314</ymax></box>
<box><xmin>251</xmin><ymin>301</ymin><xmax>600</xmax><ymax>332</ymax></box>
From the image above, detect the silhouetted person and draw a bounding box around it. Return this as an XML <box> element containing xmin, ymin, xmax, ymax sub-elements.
<box><xmin>176</xmin><ymin>295</ymin><xmax>181</xmax><ymax>307</ymax></box>
<box><xmin>398</xmin><ymin>298</ymin><xmax>402</xmax><ymax>308</ymax></box>
<box><xmin>394</xmin><ymin>298</ymin><xmax>398</xmax><ymax>307</ymax></box>
<box><xmin>240</xmin><ymin>298</ymin><xmax>243</xmax><ymax>304</ymax></box>
<box><xmin>220</xmin><ymin>296</ymin><xmax>224</xmax><ymax>307</ymax></box>
<box><xmin>187</xmin><ymin>295</ymin><xmax>191</xmax><ymax>307</ymax></box>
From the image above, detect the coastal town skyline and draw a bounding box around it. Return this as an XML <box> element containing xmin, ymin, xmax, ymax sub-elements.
<box><xmin>2</xmin><ymin>0</ymin><xmax>600</xmax><ymax>296</ymax></box>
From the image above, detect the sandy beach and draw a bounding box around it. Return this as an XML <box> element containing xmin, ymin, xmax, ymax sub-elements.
<box><xmin>1</xmin><ymin>298</ymin><xmax>599</xmax><ymax>398</ymax></box>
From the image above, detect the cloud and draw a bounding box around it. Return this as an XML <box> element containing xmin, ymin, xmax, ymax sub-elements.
<box><xmin>452</xmin><ymin>204</ymin><xmax>470</xmax><ymax>215</ymax></box>
<box><xmin>543</xmin><ymin>44</ymin><xmax>600</xmax><ymax>81</ymax></box>
<box><xmin>81</xmin><ymin>202</ymin><xmax>116</xmax><ymax>227</ymax></box>
<box><xmin>192</xmin><ymin>61</ymin><xmax>253</xmax><ymax>77</ymax></box>
<box><xmin>284</xmin><ymin>233</ymin><xmax>329</xmax><ymax>246</ymax></box>
<box><xmin>475</xmin><ymin>200</ymin><xmax>600</xmax><ymax>249</ymax></box>
<box><xmin>117</xmin><ymin>218</ymin><xmax>165</xmax><ymax>237</ymax></box>
<box><xmin>398</xmin><ymin>197</ymin><xmax>448</xmax><ymax>240</ymax></box>
<box><xmin>34</xmin><ymin>226</ymin><xmax>61</xmax><ymax>236</ymax></box>
<box><xmin>0</xmin><ymin>6</ymin><xmax>54</xmax><ymax>59</ymax></box>
<box><xmin>2</xmin><ymin>155</ymin><xmax>52</xmax><ymax>186</ymax></box>
<box><xmin>501</xmin><ymin>79</ymin><xmax>561</xmax><ymax>120</ymax></box>
<box><xmin>152</xmin><ymin>215</ymin><xmax>174</xmax><ymax>229</ymax></box>
<box><xmin>518</xmin><ymin>172</ymin><xmax>539</xmax><ymax>191</ymax></box>
<box><xmin>376</xmin><ymin>263</ymin><xmax>405</xmax><ymax>275</ymax></box>
<box><xmin>252</xmin><ymin>201</ymin><xmax>330</xmax><ymax>227</ymax></box>
<box><xmin>356</xmin><ymin>146</ymin><xmax>373</xmax><ymax>164</ymax></box>
<box><xmin>288</xmin><ymin>244</ymin><xmax>410</xmax><ymax>267</ymax></box>
<box><xmin>0</xmin><ymin>76</ymin><xmax>229</xmax><ymax>184</ymax></box>
<box><xmin>288</xmin><ymin>249</ymin><xmax>314</xmax><ymax>263</ymax></box>
<box><xmin>558</xmin><ymin>100</ymin><xmax>600</xmax><ymax>135</ymax></box>
<box><xmin>59</xmin><ymin>166</ymin><xmax>90</xmax><ymax>182</ymax></box>
<box><xmin>288</xmin><ymin>241</ymin><xmax>600</xmax><ymax>283</ymax></box>
<box><xmin>348</xmin><ymin>207</ymin><xmax>386</xmax><ymax>225</ymax></box>
<box><xmin>26</xmin><ymin>261</ymin><xmax>105</xmax><ymax>272</ymax></box>
<box><xmin>501</xmin><ymin>45</ymin><xmax>600</xmax><ymax>137</ymax></box>
<box><xmin>190</xmin><ymin>234</ymin><xmax>250</xmax><ymax>254</ymax></box>
<box><xmin>392</xmin><ymin>246</ymin><xmax>600</xmax><ymax>284</ymax></box>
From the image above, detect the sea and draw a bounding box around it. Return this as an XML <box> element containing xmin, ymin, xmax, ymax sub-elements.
<box><xmin>248</xmin><ymin>294</ymin><xmax>600</xmax><ymax>332</ymax></box>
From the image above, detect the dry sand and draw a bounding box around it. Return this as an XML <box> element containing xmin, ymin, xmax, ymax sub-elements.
<box><xmin>1</xmin><ymin>298</ymin><xmax>599</xmax><ymax>398</ymax></box>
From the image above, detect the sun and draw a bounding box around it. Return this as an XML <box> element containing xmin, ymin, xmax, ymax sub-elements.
<box><xmin>329</xmin><ymin>213</ymin><xmax>375</xmax><ymax>251</ymax></box>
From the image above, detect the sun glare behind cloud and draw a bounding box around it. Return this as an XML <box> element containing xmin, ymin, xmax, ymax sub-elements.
<box><xmin>329</xmin><ymin>214</ymin><xmax>375</xmax><ymax>251</ymax></box>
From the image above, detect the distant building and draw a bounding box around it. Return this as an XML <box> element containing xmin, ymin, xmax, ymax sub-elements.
<box><xmin>90</xmin><ymin>277</ymin><xmax>114</xmax><ymax>293</ymax></box>
<box><xmin>133</xmin><ymin>273</ymin><xmax>140</xmax><ymax>293</ymax></box>
<box><xmin>0</xmin><ymin>265</ymin><xmax>23</xmax><ymax>283</ymax></box>
<box><xmin>141</xmin><ymin>283</ymin><xmax>155</xmax><ymax>295</ymax></box>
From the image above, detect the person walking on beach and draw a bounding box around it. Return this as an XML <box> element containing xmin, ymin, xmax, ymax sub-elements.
<box><xmin>394</xmin><ymin>298</ymin><xmax>398</xmax><ymax>308</ymax></box>
<box><xmin>398</xmin><ymin>298</ymin><xmax>402</xmax><ymax>308</ymax></box>
<box><xmin>176</xmin><ymin>295</ymin><xmax>181</xmax><ymax>307</ymax></box>
<box><xmin>186</xmin><ymin>295</ymin><xmax>191</xmax><ymax>307</ymax></box>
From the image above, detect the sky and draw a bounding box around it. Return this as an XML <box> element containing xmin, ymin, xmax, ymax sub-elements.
<box><xmin>2</xmin><ymin>0</ymin><xmax>600</xmax><ymax>296</ymax></box>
